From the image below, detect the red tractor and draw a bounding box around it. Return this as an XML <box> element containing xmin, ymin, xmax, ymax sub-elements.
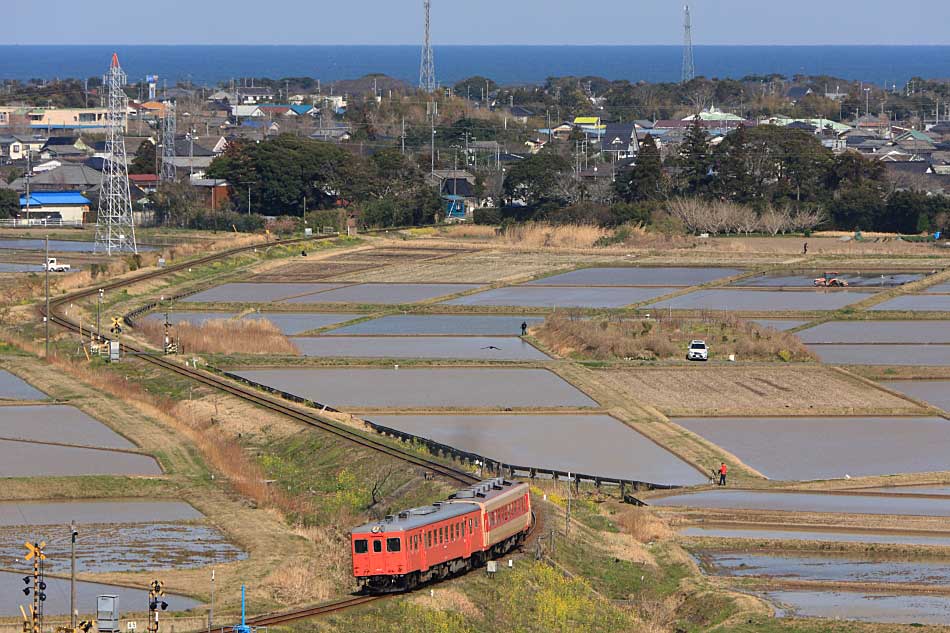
<box><xmin>814</xmin><ymin>272</ymin><xmax>849</xmax><ymax>287</ymax></box>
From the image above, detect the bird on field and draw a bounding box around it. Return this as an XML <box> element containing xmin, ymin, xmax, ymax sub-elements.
<box><xmin>481</xmin><ymin>345</ymin><xmax>502</xmax><ymax>350</ymax></box>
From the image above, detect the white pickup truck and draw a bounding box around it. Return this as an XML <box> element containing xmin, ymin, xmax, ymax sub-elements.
<box><xmin>43</xmin><ymin>257</ymin><xmax>71</xmax><ymax>272</ymax></box>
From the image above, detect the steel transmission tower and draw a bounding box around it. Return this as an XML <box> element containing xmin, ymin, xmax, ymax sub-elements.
<box><xmin>682</xmin><ymin>4</ymin><xmax>695</xmax><ymax>83</ymax></box>
<box><xmin>160</xmin><ymin>101</ymin><xmax>176</xmax><ymax>182</ymax></box>
<box><xmin>94</xmin><ymin>53</ymin><xmax>137</xmax><ymax>255</ymax></box>
<box><xmin>419</xmin><ymin>0</ymin><xmax>436</xmax><ymax>92</ymax></box>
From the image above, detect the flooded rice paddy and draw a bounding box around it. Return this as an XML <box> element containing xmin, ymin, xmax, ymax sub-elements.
<box><xmin>0</xmin><ymin>239</ymin><xmax>152</xmax><ymax>253</ymax></box>
<box><xmin>925</xmin><ymin>282</ymin><xmax>950</xmax><ymax>293</ymax></box>
<box><xmin>526</xmin><ymin>267</ymin><xmax>743</xmax><ymax>287</ymax></box>
<box><xmin>700</xmin><ymin>550</ymin><xmax>950</xmax><ymax>584</ymax></box>
<box><xmin>799</xmin><ymin>320</ymin><xmax>950</xmax><ymax>344</ymax></box>
<box><xmin>811</xmin><ymin>344</ymin><xmax>950</xmax><ymax>365</ymax></box>
<box><xmin>0</xmin><ymin>440</ymin><xmax>161</xmax><ymax>477</ymax></box>
<box><xmin>328</xmin><ymin>314</ymin><xmax>545</xmax><ymax>336</ymax></box>
<box><xmin>0</xmin><ymin>500</ymin><xmax>201</xmax><ymax>525</ymax></box>
<box><xmin>861</xmin><ymin>485</ymin><xmax>950</xmax><ymax>496</ymax></box>
<box><xmin>0</xmin><ymin>370</ymin><xmax>47</xmax><ymax>400</ymax></box>
<box><xmin>280</xmin><ymin>283</ymin><xmax>480</xmax><ymax>304</ymax></box>
<box><xmin>0</xmin><ymin>263</ymin><xmax>44</xmax><ymax>272</ymax></box>
<box><xmin>241</xmin><ymin>312</ymin><xmax>361</xmax><ymax>334</ymax></box>
<box><xmin>734</xmin><ymin>272</ymin><xmax>924</xmax><ymax>288</ymax></box>
<box><xmin>369</xmin><ymin>414</ymin><xmax>705</xmax><ymax>485</ymax></box>
<box><xmin>645</xmin><ymin>289</ymin><xmax>870</xmax><ymax>311</ymax></box>
<box><xmin>443</xmin><ymin>286</ymin><xmax>678</xmax><ymax>308</ymax></box>
<box><xmin>0</xmin><ymin>523</ymin><xmax>245</xmax><ymax>574</ymax></box>
<box><xmin>766</xmin><ymin>589</ymin><xmax>950</xmax><ymax>624</ymax></box>
<box><xmin>294</xmin><ymin>336</ymin><xmax>550</xmax><ymax>360</ymax></box>
<box><xmin>674</xmin><ymin>416</ymin><xmax>950</xmax><ymax>480</ymax></box>
<box><xmin>652</xmin><ymin>489</ymin><xmax>950</xmax><ymax>516</ymax></box>
<box><xmin>880</xmin><ymin>380</ymin><xmax>950</xmax><ymax>411</ymax></box>
<box><xmin>146</xmin><ymin>311</ymin><xmax>361</xmax><ymax>334</ymax></box>
<box><xmin>184</xmin><ymin>282</ymin><xmax>346</xmax><ymax>303</ymax></box>
<box><xmin>746</xmin><ymin>319</ymin><xmax>810</xmax><ymax>332</ymax></box>
<box><xmin>0</xmin><ymin>570</ymin><xmax>198</xmax><ymax>616</ymax></box>
<box><xmin>680</xmin><ymin>525</ymin><xmax>950</xmax><ymax>547</ymax></box>
<box><xmin>870</xmin><ymin>294</ymin><xmax>950</xmax><ymax>311</ymax></box>
<box><xmin>231</xmin><ymin>368</ymin><xmax>598</xmax><ymax>408</ymax></box>
<box><xmin>0</xmin><ymin>405</ymin><xmax>135</xmax><ymax>449</ymax></box>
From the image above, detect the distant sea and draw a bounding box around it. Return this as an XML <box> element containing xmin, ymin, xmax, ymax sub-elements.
<box><xmin>1</xmin><ymin>45</ymin><xmax>948</xmax><ymax>87</ymax></box>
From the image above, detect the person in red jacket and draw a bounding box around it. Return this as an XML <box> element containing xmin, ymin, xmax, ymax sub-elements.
<box><xmin>718</xmin><ymin>462</ymin><xmax>727</xmax><ymax>486</ymax></box>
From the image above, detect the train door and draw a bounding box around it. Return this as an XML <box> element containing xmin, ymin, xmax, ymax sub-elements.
<box><xmin>370</xmin><ymin>535</ymin><xmax>385</xmax><ymax>572</ymax></box>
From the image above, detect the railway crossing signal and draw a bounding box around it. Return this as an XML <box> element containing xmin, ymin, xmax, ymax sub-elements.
<box><xmin>22</xmin><ymin>542</ymin><xmax>47</xmax><ymax>633</ymax></box>
<box><xmin>110</xmin><ymin>316</ymin><xmax>123</xmax><ymax>335</ymax></box>
<box><xmin>147</xmin><ymin>579</ymin><xmax>167</xmax><ymax>633</ymax></box>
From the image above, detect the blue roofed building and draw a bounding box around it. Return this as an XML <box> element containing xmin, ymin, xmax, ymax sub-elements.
<box><xmin>18</xmin><ymin>192</ymin><xmax>91</xmax><ymax>224</ymax></box>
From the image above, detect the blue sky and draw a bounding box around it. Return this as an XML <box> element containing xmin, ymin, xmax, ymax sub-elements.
<box><xmin>9</xmin><ymin>0</ymin><xmax>950</xmax><ymax>46</ymax></box>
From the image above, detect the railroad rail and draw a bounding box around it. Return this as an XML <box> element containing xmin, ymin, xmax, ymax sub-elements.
<box><xmin>44</xmin><ymin>234</ymin><xmax>480</xmax><ymax>487</ymax></box>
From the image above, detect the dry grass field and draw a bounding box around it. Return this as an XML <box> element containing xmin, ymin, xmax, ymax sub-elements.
<box><xmin>594</xmin><ymin>366</ymin><xmax>924</xmax><ymax>416</ymax></box>
<box><xmin>137</xmin><ymin>318</ymin><xmax>300</xmax><ymax>355</ymax></box>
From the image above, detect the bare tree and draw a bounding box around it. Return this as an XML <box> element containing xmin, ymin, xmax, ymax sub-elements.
<box><xmin>758</xmin><ymin>205</ymin><xmax>792</xmax><ymax>236</ymax></box>
<box><xmin>667</xmin><ymin>197</ymin><xmax>706</xmax><ymax>233</ymax></box>
<box><xmin>789</xmin><ymin>206</ymin><xmax>826</xmax><ymax>232</ymax></box>
<box><xmin>369</xmin><ymin>468</ymin><xmax>395</xmax><ymax>508</ymax></box>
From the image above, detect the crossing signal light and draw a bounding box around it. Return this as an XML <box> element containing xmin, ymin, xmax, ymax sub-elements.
<box><xmin>38</xmin><ymin>593</ymin><xmax>45</xmax><ymax>602</ymax></box>
<box><xmin>38</xmin><ymin>582</ymin><xmax>46</xmax><ymax>591</ymax></box>
<box><xmin>22</xmin><ymin>576</ymin><xmax>30</xmax><ymax>585</ymax></box>
<box><xmin>22</xmin><ymin>588</ymin><xmax>29</xmax><ymax>596</ymax></box>
<box><xmin>110</xmin><ymin>316</ymin><xmax>123</xmax><ymax>334</ymax></box>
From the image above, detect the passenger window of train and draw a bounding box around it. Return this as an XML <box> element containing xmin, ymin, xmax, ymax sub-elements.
<box><xmin>438</xmin><ymin>527</ymin><xmax>443</xmax><ymax>543</ymax></box>
<box><xmin>354</xmin><ymin>539</ymin><xmax>368</xmax><ymax>554</ymax></box>
<box><xmin>373</xmin><ymin>540</ymin><xmax>382</xmax><ymax>553</ymax></box>
<box><xmin>387</xmin><ymin>538</ymin><xmax>401</xmax><ymax>552</ymax></box>
<box><xmin>426</xmin><ymin>532</ymin><xmax>431</xmax><ymax>547</ymax></box>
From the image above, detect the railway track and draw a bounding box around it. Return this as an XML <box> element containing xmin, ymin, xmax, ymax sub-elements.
<box><xmin>41</xmin><ymin>234</ymin><xmax>539</xmax><ymax>628</ymax></box>
<box><xmin>44</xmin><ymin>234</ymin><xmax>480</xmax><ymax>486</ymax></box>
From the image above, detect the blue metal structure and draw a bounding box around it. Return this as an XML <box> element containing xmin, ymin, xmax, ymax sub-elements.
<box><xmin>232</xmin><ymin>585</ymin><xmax>251</xmax><ymax>633</ymax></box>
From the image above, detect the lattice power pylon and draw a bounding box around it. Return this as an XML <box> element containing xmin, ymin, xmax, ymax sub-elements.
<box><xmin>94</xmin><ymin>53</ymin><xmax>138</xmax><ymax>255</ymax></box>
<box><xmin>160</xmin><ymin>101</ymin><xmax>177</xmax><ymax>182</ymax></box>
<box><xmin>419</xmin><ymin>0</ymin><xmax>436</xmax><ymax>93</ymax></box>
<box><xmin>682</xmin><ymin>4</ymin><xmax>695</xmax><ymax>83</ymax></box>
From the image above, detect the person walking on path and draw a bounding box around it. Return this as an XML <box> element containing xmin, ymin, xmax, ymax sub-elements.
<box><xmin>803</xmin><ymin>242</ymin><xmax>808</xmax><ymax>255</ymax></box>
<box><xmin>718</xmin><ymin>462</ymin><xmax>727</xmax><ymax>486</ymax></box>
<box><xmin>521</xmin><ymin>321</ymin><xmax>528</xmax><ymax>336</ymax></box>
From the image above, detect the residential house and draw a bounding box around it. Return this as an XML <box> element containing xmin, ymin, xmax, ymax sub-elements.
<box><xmin>190</xmin><ymin>179</ymin><xmax>230</xmax><ymax>210</ymax></box>
<box><xmin>41</xmin><ymin>137</ymin><xmax>94</xmax><ymax>162</ymax></box>
<box><xmin>310</xmin><ymin>123</ymin><xmax>351</xmax><ymax>143</ymax></box>
<box><xmin>509</xmin><ymin>106</ymin><xmax>534</xmax><ymax>124</ymax></box>
<box><xmin>128</xmin><ymin>173</ymin><xmax>160</xmax><ymax>193</ymax></box>
<box><xmin>231</xmin><ymin>105</ymin><xmax>264</xmax><ymax>120</ymax></box>
<box><xmin>600</xmin><ymin>123</ymin><xmax>639</xmax><ymax>161</ymax></box>
<box><xmin>18</xmin><ymin>191</ymin><xmax>92</xmax><ymax>223</ymax></box>
<box><xmin>24</xmin><ymin>108</ymin><xmax>123</xmax><ymax>133</ymax></box>
<box><xmin>786</xmin><ymin>86</ymin><xmax>814</xmax><ymax>102</ymax></box>
<box><xmin>0</xmin><ymin>135</ymin><xmax>34</xmax><ymax>162</ymax></box>
<box><xmin>8</xmin><ymin>163</ymin><xmax>102</xmax><ymax>196</ymax></box>
<box><xmin>236</xmin><ymin>86</ymin><xmax>275</xmax><ymax>104</ymax></box>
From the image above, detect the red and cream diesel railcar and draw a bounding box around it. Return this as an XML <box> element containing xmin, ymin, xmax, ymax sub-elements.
<box><xmin>351</xmin><ymin>478</ymin><xmax>532</xmax><ymax>593</ymax></box>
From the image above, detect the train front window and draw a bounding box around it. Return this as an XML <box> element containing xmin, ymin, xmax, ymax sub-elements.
<box><xmin>373</xmin><ymin>540</ymin><xmax>382</xmax><ymax>553</ymax></box>
<box><xmin>387</xmin><ymin>538</ymin><xmax>401</xmax><ymax>552</ymax></box>
<box><xmin>354</xmin><ymin>539</ymin><xmax>368</xmax><ymax>554</ymax></box>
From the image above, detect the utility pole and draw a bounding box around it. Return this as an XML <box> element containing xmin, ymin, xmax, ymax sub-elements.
<box><xmin>97</xmin><ymin>289</ymin><xmax>103</xmax><ymax>343</ymax></box>
<box><xmin>70</xmin><ymin>521</ymin><xmax>78</xmax><ymax>628</ymax></box>
<box><xmin>431</xmin><ymin>116</ymin><xmax>436</xmax><ymax>174</ymax></box>
<box><xmin>401</xmin><ymin>117</ymin><xmax>406</xmax><ymax>154</ymax></box>
<box><xmin>565</xmin><ymin>472</ymin><xmax>572</xmax><ymax>536</ymax></box>
<box><xmin>208</xmin><ymin>569</ymin><xmax>214</xmax><ymax>633</ymax></box>
<box><xmin>44</xmin><ymin>235</ymin><xmax>49</xmax><ymax>357</ymax></box>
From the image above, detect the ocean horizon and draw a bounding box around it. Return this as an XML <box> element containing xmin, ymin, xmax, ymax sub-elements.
<box><xmin>2</xmin><ymin>45</ymin><xmax>948</xmax><ymax>88</ymax></box>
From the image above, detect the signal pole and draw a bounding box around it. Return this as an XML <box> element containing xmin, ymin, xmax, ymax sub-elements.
<box><xmin>23</xmin><ymin>541</ymin><xmax>47</xmax><ymax>633</ymax></box>
<box><xmin>70</xmin><ymin>522</ymin><xmax>78</xmax><ymax>628</ymax></box>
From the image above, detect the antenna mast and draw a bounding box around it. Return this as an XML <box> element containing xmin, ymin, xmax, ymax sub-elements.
<box><xmin>419</xmin><ymin>0</ymin><xmax>436</xmax><ymax>93</ymax></box>
<box><xmin>682</xmin><ymin>4</ymin><xmax>695</xmax><ymax>83</ymax></box>
<box><xmin>94</xmin><ymin>53</ymin><xmax>137</xmax><ymax>255</ymax></box>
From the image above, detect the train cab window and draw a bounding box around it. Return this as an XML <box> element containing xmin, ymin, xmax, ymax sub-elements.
<box><xmin>387</xmin><ymin>538</ymin><xmax>401</xmax><ymax>552</ymax></box>
<box><xmin>354</xmin><ymin>539</ymin><xmax>368</xmax><ymax>554</ymax></box>
<box><xmin>373</xmin><ymin>540</ymin><xmax>382</xmax><ymax>553</ymax></box>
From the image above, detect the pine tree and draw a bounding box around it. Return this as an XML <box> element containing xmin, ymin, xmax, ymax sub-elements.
<box><xmin>677</xmin><ymin>116</ymin><xmax>710</xmax><ymax>195</ymax></box>
<box><xmin>615</xmin><ymin>134</ymin><xmax>663</xmax><ymax>202</ymax></box>
<box><xmin>129</xmin><ymin>139</ymin><xmax>157</xmax><ymax>175</ymax></box>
